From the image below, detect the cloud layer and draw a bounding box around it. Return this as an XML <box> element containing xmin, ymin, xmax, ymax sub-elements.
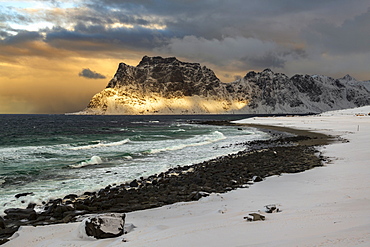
<box><xmin>1</xmin><ymin>0</ymin><xmax>370</xmax><ymax>113</ymax></box>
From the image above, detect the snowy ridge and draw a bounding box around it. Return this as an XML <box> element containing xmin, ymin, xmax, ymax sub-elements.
<box><xmin>76</xmin><ymin>56</ymin><xmax>370</xmax><ymax>115</ymax></box>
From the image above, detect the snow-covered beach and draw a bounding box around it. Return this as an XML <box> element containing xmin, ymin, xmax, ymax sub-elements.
<box><xmin>4</xmin><ymin>106</ymin><xmax>370</xmax><ymax>247</ymax></box>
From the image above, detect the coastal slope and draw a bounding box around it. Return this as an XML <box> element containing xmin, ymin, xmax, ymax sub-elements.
<box><xmin>6</xmin><ymin>106</ymin><xmax>370</xmax><ymax>246</ymax></box>
<box><xmin>76</xmin><ymin>56</ymin><xmax>370</xmax><ymax>115</ymax></box>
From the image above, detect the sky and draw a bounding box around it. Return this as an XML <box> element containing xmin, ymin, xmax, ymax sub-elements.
<box><xmin>1</xmin><ymin>0</ymin><xmax>370</xmax><ymax>114</ymax></box>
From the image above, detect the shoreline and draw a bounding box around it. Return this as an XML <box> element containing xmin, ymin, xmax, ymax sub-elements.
<box><xmin>0</xmin><ymin>122</ymin><xmax>333</xmax><ymax>244</ymax></box>
<box><xmin>3</xmin><ymin>106</ymin><xmax>369</xmax><ymax>246</ymax></box>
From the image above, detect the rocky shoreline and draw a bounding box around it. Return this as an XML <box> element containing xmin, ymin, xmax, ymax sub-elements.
<box><xmin>0</xmin><ymin>122</ymin><xmax>333</xmax><ymax>245</ymax></box>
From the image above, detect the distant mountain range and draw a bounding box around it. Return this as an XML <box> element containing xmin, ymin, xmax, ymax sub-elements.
<box><xmin>76</xmin><ymin>56</ymin><xmax>370</xmax><ymax>115</ymax></box>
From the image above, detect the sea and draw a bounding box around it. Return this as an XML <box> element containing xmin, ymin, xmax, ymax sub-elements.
<box><xmin>0</xmin><ymin>114</ymin><xmax>271</xmax><ymax>212</ymax></box>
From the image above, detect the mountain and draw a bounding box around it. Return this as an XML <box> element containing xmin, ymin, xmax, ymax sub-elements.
<box><xmin>76</xmin><ymin>56</ymin><xmax>370</xmax><ymax>115</ymax></box>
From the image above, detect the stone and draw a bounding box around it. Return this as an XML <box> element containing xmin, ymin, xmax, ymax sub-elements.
<box><xmin>14</xmin><ymin>192</ymin><xmax>34</xmax><ymax>199</ymax></box>
<box><xmin>129</xmin><ymin>180</ymin><xmax>139</xmax><ymax>188</ymax></box>
<box><xmin>63</xmin><ymin>194</ymin><xmax>78</xmax><ymax>200</ymax></box>
<box><xmin>0</xmin><ymin>238</ymin><xmax>10</xmax><ymax>245</ymax></box>
<box><xmin>0</xmin><ymin>217</ymin><xmax>5</xmax><ymax>229</ymax></box>
<box><xmin>189</xmin><ymin>191</ymin><xmax>210</xmax><ymax>200</ymax></box>
<box><xmin>252</xmin><ymin>176</ymin><xmax>263</xmax><ymax>182</ymax></box>
<box><xmin>265</xmin><ymin>204</ymin><xmax>281</xmax><ymax>213</ymax></box>
<box><xmin>81</xmin><ymin>213</ymin><xmax>126</xmax><ymax>239</ymax></box>
<box><xmin>244</xmin><ymin>213</ymin><xmax>265</xmax><ymax>221</ymax></box>
<box><xmin>4</xmin><ymin>208</ymin><xmax>37</xmax><ymax>221</ymax></box>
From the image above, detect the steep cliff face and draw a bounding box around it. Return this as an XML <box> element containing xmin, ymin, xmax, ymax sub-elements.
<box><xmin>78</xmin><ymin>56</ymin><xmax>370</xmax><ymax>115</ymax></box>
<box><xmin>105</xmin><ymin>56</ymin><xmax>226</xmax><ymax>98</ymax></box>
<box><xmin>83</xmin><ymin>56</ymin><xmax>247</xmax><ymax>114</ymax></box>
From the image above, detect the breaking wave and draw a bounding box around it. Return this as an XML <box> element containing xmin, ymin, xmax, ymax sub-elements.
<box><xmin>68</xmin><ymin>139</ymin><xmax>130</xmax><ymax>150</ymax></box>
<box><xmin>149</xmin><ymin>131</ymin><xmax>226</xmax><ymax>154</ymax></box>
<box><xmin>69</xmin><ymin>156</ymin><xmax>103</xmax><ymax>168</ymax></box>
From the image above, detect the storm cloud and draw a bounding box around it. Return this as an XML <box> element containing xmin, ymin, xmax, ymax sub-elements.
<box><xmin>79</xmin><ymin>68</ymin><xmax>106</xmax><ymax>79</ymax></box>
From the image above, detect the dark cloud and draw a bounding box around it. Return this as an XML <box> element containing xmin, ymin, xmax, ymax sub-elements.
<box><xmin>246</xmin><ymin>53</ymin><xmax>286</xmax><ymax>69</ymax></box>
<box><xmin>44</xmin><ymin>25</ymin><xmax>170</xmax><ymax>52</ymax></box>
<box><xmin>304</xmin><ymin>8</ymin><xmax>370</xmax><ymax>54</ymax></box>
<box><xmin>2</xmin><ymin>31</ymin><xmax>43</xmax><ymax>45</ymax></box>
<box><xmin>1</xmin><ymin>0</ymin><xmax>370</xmax><ymax>80</ymax></box>
<box><xmin>79</xmin><ymin>68</ymin><xmax>106</xmax><ymax>79</ymax></box>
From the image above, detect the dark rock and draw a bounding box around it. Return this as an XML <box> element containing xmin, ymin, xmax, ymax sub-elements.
<box><xmin>27</xmin><ymin>203</ymin><xmax>36</xmax><ymax>209</ymax></box>
<box><xmin>244</xmin><ymin>213</ymin><xmax>265</xmax><ymax>221</ymax></box>
<box><xmin>83</xmin><ymin>191</ymin><xmax>95</xmax><ymax>196</ymax></box>
<box><xmin>52</xmin><ymin>205</ymin><xmax>73</xmax><ymax>218</ymax></box>
<box><xmin>129</xmin><ymin>180</ymin><xmax>139</xmax><ymax>188</ymax></box>
<box><xmin>265</xmin><ymin>204</ymin><xmax>281</xmax><ymax>213</ymax></box>
<box><xmin>252</xmin><ymin>176</ymin><xmax>263</xmax><ymax>182</ymax></box>
<box><xmin>83</xmin><ymin>213</ymin><xmax>126</xmax><ymax>239</ymax></box>
<box><xmin>14</xmin><ymin>192</ymin><xmax>34</xmax><ymax>199</ymax></box>
<box><xmin>189</xmin><ymin>191</ymin><xmax>210</xmax><ymax>201</ymax></box>
<box><xmin>0</xmin><ymin>225</ymin><xmax>19</xmax><ymax>238</ymax></box>
<box><xmin>0</xmin><ymin>238</ymin><xmax>9</xmax><ymax>245</ymax></box>
<box><xmin>63</xmin><ymin>194</ymin><xmax>78</xmax><ymax>200</ymax></box>
<box><xmin>4</xmin><ymin>208</ymin><xmax>37</xmax><ymax>221</ymax></box>
<box><xmin>0</xmin><ymin>217</ymin><xmax>5</xmax><ymax>229</ymax></box>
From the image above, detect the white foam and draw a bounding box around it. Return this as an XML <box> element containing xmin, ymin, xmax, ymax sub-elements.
<box><xmin>68</xmin><ymin>139</ymin><xmax>130</xmax><ymax>150</ymax></box>
<box><xmin>172</xmin><ymin>128</ymin><xmax>186</xmax><ymax>132</ymax></box>
<box><xmin>69</xmin><ymin>156</ymin><xmax>103</xmax><ymax>168</ymax></box>
<box><xmin>149</xmin><ymin>131</ymin><xmax>226</xmax><ymax>154</ymax></box>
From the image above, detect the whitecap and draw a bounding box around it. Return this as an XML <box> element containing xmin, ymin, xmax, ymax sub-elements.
<box><xmin>68</xmin><ymin>139</ymin><xmax>130</xmax><ymax>150</ymax></box>
<box><xmin>172</xmin><ymin>129</ymin><xmax>186</xmax><ymax>132</ymax></box>
<box><xmin>149</xmin><ymin>131</ymin><xmax>226</xmax><ymax>154</ymax></box>
<box><xmin>69</xmin><ymin>156</ymin><xmax>103</xmax><ymax>168</ymax></box>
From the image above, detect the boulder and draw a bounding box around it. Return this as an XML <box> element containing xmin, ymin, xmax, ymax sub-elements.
<box><xmin>0</xmin><ymin>217</ymin><xmax>5</xmax><ymax>229</ymax></box>
<box><xmin>252</xmin><ymin>176</ymin><xmax>263</xmax><ymax>182</ymax></box>
<box><xmin>129</xmin><ymin>180</ymin><xmax>139</xmax><ymax>188</ymax></box>
<box><xmin>79</xmin><ymin>213</ymin><xmax>126</xmax><ymax>239</ymax></box>
<box><xmin>244</xmin><ymin>213</ymin><xmax>265</xmax><ymax>221</ymax></box>
<box><xmin>0</xmin><ymin>238</ymin><xmax>10</xmax><ymax>245</ymax></box>
<box><xmin>14</xmin><ymin>192</ymin><xmax>34</xmax><ymax>199</ymax></box>
<box><xmin>264</xmin><ymin>204</ymin><xmax>281</xmax><ymax>213</ymax></box>
<box><xmin>4</xmin><ymin>208</ymin><xmax>37</xmax><ymax>221</ymax></box>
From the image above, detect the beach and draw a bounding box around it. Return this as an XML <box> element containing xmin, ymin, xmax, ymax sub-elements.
<box><xmin>3</xmin><ymin>106</ymin><xmax>370</xmax><ymax>246</ymax></box>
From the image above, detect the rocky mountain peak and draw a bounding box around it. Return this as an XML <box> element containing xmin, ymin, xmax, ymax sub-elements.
<box><xmin>80</xmin><ymin>56</ymin><xmax>370</xmax><ymax>115</ymax></box>
<box><xmin>138</xmin><ymin>56</ymin><xmax>180</xmax><ymax>67</ymax></box>
<box><xmin>244</xmin><ymin>71</ymin><xmax>257</xmax><ymax>79</ymax></box>
<box><xmin>341</xmin><ymin>74</ymin><xmax>357</xmax><ymax>81</ymax></box>
<box><xmin>105</xmin><ymin>56</ymin><xmax>223</xmax><ymax>98</ymax></box>
<box><xmin>262</xmin><ymin>68</ymin><xmax>274</xmax><ymax>73</ymax></box>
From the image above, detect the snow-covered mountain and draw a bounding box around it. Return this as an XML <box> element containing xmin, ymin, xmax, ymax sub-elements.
<box><xmin>77</xmin><ymin>56</ymin><xmax>370</xmax><ymax>115</ymax></box>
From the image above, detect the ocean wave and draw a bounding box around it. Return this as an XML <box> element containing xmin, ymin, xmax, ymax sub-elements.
<box><xmin>149</xmin><ymin>131</ymin><xmax>226</xmax><ymax>154</ymax></box>
<box><xmin>171</xmin><ymin>129</ymin><xmax>186</xmax><ymax>132</ymax></box>
<box><xmin>69</xmin><ymin>156</ymin><xmax>103</xmax><ymax>168</ymax></box>
<box><xmin>68</xmin><ymin>139</ymin><xmax>130</xmax><ymax>150</ymax></box>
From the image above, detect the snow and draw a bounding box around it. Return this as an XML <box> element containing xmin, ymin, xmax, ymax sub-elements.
<box><xmin>4</xmin><ymin>106</ymin><xmax>370</xmax><ymax>247</ymax></box>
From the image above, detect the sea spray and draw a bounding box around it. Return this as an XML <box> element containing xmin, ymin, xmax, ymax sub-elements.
<box><xmin>69</xmin><ymin>156</ymin><xmax>103</xmax><ymax>168</ymax></box>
